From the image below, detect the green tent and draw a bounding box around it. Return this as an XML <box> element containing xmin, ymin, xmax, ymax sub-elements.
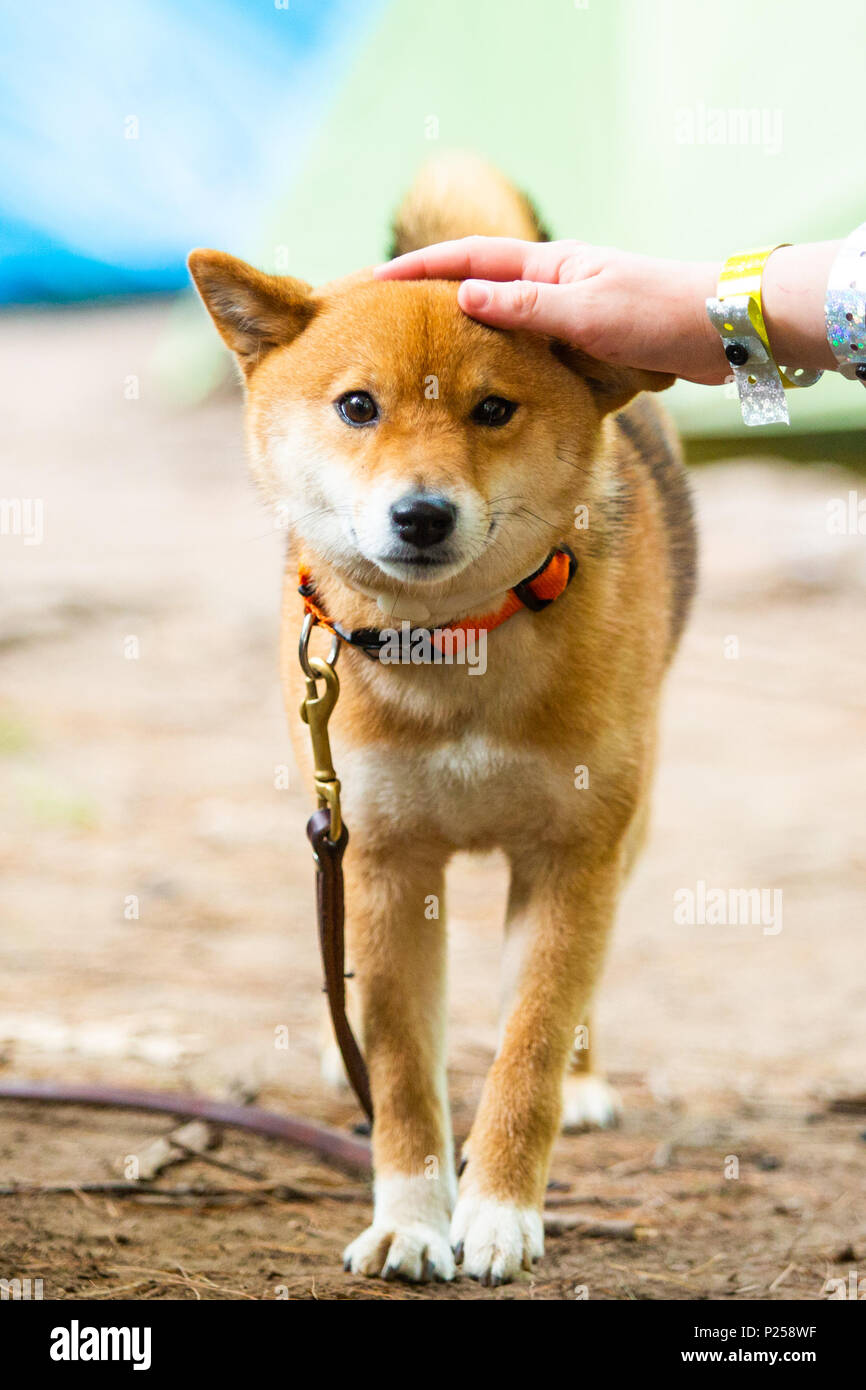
<box><xmin>169</xmin><ymin>0</ymin><xmax>866</xmax><ymax>440</ymax></box>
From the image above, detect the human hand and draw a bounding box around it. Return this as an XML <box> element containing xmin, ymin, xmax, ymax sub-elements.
<box><xmin>376</xmin><ymin>238</ymin><xmax>728</xmax><ymax>386</ymax></box>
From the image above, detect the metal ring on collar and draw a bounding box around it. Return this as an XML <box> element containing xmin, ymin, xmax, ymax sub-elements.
<box><xmin>299</xmin><ymin>611</ymin><xmax>340</xmax><ymax>681</ymax></box>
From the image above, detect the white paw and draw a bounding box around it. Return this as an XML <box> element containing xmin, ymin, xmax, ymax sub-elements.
<box><xmin>343</xmin><ymin>1221</ymin><xmax>455</xmax><ymax>1282</ymax></box>
<box><xmin>319</xmin><ymin>1036</ymin><xmax>349</xmax><ymax>1092</ymax></box>
<box><xmin>561</xmin><ymin>1074</ymin><xmax>622</xmax><ymax>1132</ymax></box>
<box><xmin>450</xmin><ymin>1194</ymin><xmax>544</xmax><ymax>1285</ymax></box>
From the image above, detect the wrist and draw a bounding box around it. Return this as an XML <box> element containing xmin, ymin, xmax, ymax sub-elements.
<box><xmin>759</xmin><ymin>242</ymin><xmax>839</xmax><ymax>374</ymax></box>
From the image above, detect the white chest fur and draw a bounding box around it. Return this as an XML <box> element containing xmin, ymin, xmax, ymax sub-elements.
<box><xmin>333</xmin><ymin>730</ymin><xmax>578</xmax><ymax>852</ymax></box>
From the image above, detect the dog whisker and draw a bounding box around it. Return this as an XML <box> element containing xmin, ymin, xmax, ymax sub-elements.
<box><xmin>555</xmin><ymin>447</ymin><xmax>593</xmax><ymax>479</ymax></box>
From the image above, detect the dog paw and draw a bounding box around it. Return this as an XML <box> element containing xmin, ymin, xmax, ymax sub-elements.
<box><xmin>450</xmin><ymin>1194</ymin><xmax>543</xmax><ymax>1285</ymax></box>
<box><xmin>343</xmin><ymin>1221</ymin><xmax>456</xmax><ymax>1283</ymax></box>
<box><xmin>319</xmin><ymin>1037</ymin><xmax>349</xmax><ymax>1092</ymax></box>
<box><xmin>561</xmin><ymin>1074</ymin><xmax>622</xmax><ymax>1132</ymax></box>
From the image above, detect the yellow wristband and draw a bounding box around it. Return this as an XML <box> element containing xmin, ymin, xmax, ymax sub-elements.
<box><xmin>706</xmin><ymin>244</ymin><xmax>821</xmax><ymax>426</ymax></box>
<box><xmin>717</xmin><ymin>244</ymin><xmax>789</xmax><ymax>374</ymax></box>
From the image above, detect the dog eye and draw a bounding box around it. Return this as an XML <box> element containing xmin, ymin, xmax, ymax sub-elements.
<box><xmin>471</xmin><ymin>395</ymin><xmax>517</xmax><ymax>427</ymax></box>
<box><xmin>336</xmin><ymin>391</ymin><xmax>379</xmax><ymax>426</ymax></box>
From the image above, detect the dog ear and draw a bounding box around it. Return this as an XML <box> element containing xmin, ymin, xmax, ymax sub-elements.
<box><xmin>552</xmin><ymin>342</ymin><xmax>675</xmax><ymax>415</ymax></box>
<box><xmin>188</xmin><ymin>249</ymin><xmax>316</xmax><ymax>376</ymax></box>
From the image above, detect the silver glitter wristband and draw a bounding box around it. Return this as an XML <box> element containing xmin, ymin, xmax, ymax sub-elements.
<box><xmin>705</xmin><ymin>294</ymin><xmax>789</xmax><ymax>426</ymax></box>
<box><xmin>825</xmin><ymin>221</ymin><xmax>866</xmax><ymax>384</ymax></box>
<box><xmin>706</xmin><ymin>244</ymin><xmax>822</xmax><ymax>427</ymax></box>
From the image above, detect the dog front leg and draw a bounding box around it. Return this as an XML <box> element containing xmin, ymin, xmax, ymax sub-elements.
<box><xmin>453</xmin><ymin>846</ymin><xmax>622</xmax><ymax>1284</ymax></box>
<box><xmin>341</xmin><ymin>840</ymin><xmax>456</xmax><ymax>1283</ymax></box>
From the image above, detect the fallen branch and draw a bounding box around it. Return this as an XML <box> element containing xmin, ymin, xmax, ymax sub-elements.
<box><xmin>0</xmin><ymin>1080</ymin><xmax>371</xmax><ymax>1172</ymax></box>
<box><xmin>0</xmin><ymin>1179</ymin><xmax>369</xmax><ymax>1204</ymax></box>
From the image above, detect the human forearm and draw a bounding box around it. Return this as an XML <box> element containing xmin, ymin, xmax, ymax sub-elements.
<box><xmin>377</xmin><ymin>239</ymin><xmax>844</xmax><ymax>386</ymax></box>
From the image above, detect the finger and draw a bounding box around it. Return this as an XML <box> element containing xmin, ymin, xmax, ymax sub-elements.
<box><xmin>458</xmin><ymin>278</ymin><xmax>587</xmax><ymax>339</ymax></box>
<box><xmin>375</xmin><ymin>236</ymin><xmax>562</xmax><ymax>284</ymax></box>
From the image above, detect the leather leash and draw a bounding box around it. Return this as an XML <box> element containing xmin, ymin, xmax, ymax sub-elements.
<box><xmin>298</xmin><ymin>617</ymin><xmax>373</xmax><ymax>1122</ymax></box>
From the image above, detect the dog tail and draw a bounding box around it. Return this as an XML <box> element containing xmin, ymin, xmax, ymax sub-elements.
<box><xmin>389</xmin><ymin>152</ymin><xmax>550</xmax><ymax>258</ymax></box>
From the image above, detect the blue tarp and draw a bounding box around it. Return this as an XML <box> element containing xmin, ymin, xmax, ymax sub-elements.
<box><xmin>0</xmin><ymin>0</ymin><xmax>383</xmax><ymax>303</ymax></box>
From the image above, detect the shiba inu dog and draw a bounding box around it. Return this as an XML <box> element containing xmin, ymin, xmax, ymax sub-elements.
<box><xmin>188</xmin><ymin>154</ymin><xmax>696</xmax><ymax>1286</ymax></box>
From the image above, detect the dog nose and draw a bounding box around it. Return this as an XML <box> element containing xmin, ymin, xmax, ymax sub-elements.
<box><xmin>389</xmin><ymin>494</ymin><xmax>457</xmax><ymax>549</ymax></box>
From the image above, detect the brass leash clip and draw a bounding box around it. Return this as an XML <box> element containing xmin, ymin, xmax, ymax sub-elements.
<box><xmin>298</xmin><ymin>613</ymin><xmax>342</xmax><ymax>842</ymax></box>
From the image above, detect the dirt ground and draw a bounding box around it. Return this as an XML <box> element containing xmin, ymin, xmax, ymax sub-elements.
<box><xmin>1</xmin><ymin>301</ymin><xmax>864</xmax><ymax>1300</ymax></box>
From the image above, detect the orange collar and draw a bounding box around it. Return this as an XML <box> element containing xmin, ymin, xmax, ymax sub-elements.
<box><xmin>298</xmin><ymin>546</ymin><xmax>577</xmax><ymax>660</ymax></box>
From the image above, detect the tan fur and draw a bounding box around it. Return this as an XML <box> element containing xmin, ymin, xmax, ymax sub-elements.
<box><xmin>188</xmin><ymin>155</ymin><xmax>695</xmax><ymax>1284</ymax></box>
<box><xmin>391</xmin><ymin>151</ymin><xmax>547</xmax><ymax>253</ymax></box>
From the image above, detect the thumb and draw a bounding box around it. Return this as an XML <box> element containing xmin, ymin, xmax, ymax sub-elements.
<box><xmin>458</xmin><ymin>277</ymin><xmax>581</xmax><ymax>338</ymax></box>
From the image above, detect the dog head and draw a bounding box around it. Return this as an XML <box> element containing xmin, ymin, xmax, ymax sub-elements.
<box><xmin>189</xmin><ymin>250</ymin><xmax>672</xmax><ymax>603</ymax></box>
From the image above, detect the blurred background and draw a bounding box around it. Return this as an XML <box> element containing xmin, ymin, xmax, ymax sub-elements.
<box><xmin>2</xmin><ymin>0</ymin><xmax>864</xmax><ymax>436</ymax></box>
<box><xmin>1</xmin><ymin>0</ymin><xmax>864</xmax><ymax>1300</ymax></box>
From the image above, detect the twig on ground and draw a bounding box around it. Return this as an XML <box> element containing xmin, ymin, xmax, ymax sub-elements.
<box><xmin>768</xmin><ymin>1261</ymin><xmax>796</xmax><ymax>1292</ymax></box>
<box><xmin>543</xmin><ymin>1213</ymin><xmax>656</xmax><ymax>1240</ymax></box>
<box><xmin>116</xmin><ymin>1119</ymin><xmax>217</xmax><ymax>1181</ymax></box>
<box><xmin>104</xmin><ymin>1264</ymin><xmax>258</xmax><ymax>1300</ymax></box>
<box><xmin>827</xmin><ymin>1094</ymin><xmax>866</xmax><ymax>1115</ymax></box>
<box><xmin>543</xmin><ymin>1192</ymin><xmax>636</xmax><ymax>1209</ymax></box>
<box><xmin>172</xmin><ymin>1142</ymin><xmax>264</xmax><ymax>1181</ymax></box>
<box><xmin>608</xmin><ymin>1262</ymin><xmax>693</xmax><ymax>1288</ymax></box>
